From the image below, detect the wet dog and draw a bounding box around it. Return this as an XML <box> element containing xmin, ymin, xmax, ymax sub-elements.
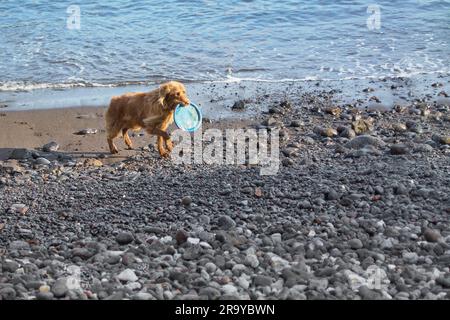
<box><xmin>105</xmin><ymin>81</ymin><xmax>190</xmax><ymax>157</ymax></box>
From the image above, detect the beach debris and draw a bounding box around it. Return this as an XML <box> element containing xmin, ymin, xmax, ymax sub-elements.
<box><xmin>75</xmin><ymin>128</ymin><xmax>98</xmax><ymax>135</ymax></box>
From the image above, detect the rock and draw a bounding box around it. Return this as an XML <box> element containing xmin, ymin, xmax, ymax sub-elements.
<box><xmin>84</xmin><ymin>159</ymin><xmax>103</xmax><ymax>167</ymax></box>
<box><xmin>2</xmin><ymin>260</ymin><xmax>19</xmax><ymax>273</ymax></box>
<box><xmin>244</xmin><ymin>254</ymin><xmax>259</xmax><ymax>268</ymax></box>
<box><xmin>199</xmin><ymin>287</ymin><xmax>221</xmax><ymax>299</ymax></box>
<box><xmin>133</xmin><ymin>292</ymin><xmax>153</xmax><ymax>300</ymax></box>
<box><xmin>325</xmin><ymin>107</ymin><xmax>341</xmax><ymax>116</ymax></box>
<box><xmin>52</xmin><ymin>278</ymin><xmax>68</xmax><ymax>298</ymax></box>
<box><xmin>309</xmin><ymin>278</ymin><xmax>328</xmax><ymax>291</ymax></box>
<box><xmin>117</xmin><ymin>269</ymin><xmax>138</xmax><ymax>282</ymax></box>
<box><xmin>9</xmin><ymin>148</ymin><xmax>32</xmax><ymax>160</ymax></box>
<box><xmin>37</xmin><ymin>292</ymin><xmax>54</xmax><ymax>300</ymax></box>
<box><xmin>390</xmin><ymin>144</ymin><xmax>409</xmax><ymax>155</ymax></box>
<box><xmin>116</xmin><ymin>232</ymin><xmax>134</xmax><ymax>245</ymax></box>
<box><xmin>187</xmin><ymin>237</ymin><xmax>200</xmax><ymax>245</ymax></box>
<box><xmin>181</xmin><ymin>196</ymin><xmax>192</xmax><ymax>206</ymax></box>
<box><xmin>231</xmin><ymin>100</ymin><xmax>246</xmax><ymax>111</ymax></box>
<box><xmin>325</xmin><ymin>190</ymin><xmax>340</xmax><ymax>201</ymax></box>
<box><xmin>9</xmin><ymin>240</ymin><xmax>30</xmax><ymax>250</ymax></box>
<box><xmin>392</xmin><ymin>123</ymin><xmax>407</xmax><ymax>132</ymax></box>
<box><xmin>75</xmin><ymin>128</ymin><xmax>98</xmax><ymax>135</ymax></box>
<box><xmin>8</xmin><ymin>204</ymin><xmax>29</xmax><ymax>215</ymax></box>
<box><xmin>436</xmin><ymin>276</ymin><xmax>450</xmax><ymax>288</ymax></box>
<box><xmin>222</xmin><ymin>284</ymin><xmax>238</xmax><ymax>295</ymax></box>
<box><xmin>352</xmin><ymin>119</ymin><xmax>373</xmax><ymax>135</ymax></box>
<box><xmin>175</xmin><ymin>229</ymin><xmax>189</xmax><ymax>245</ymax></box>
<box><xmin>217</xmin><ymin>215</ymin><xmax>236</xmax><ymax>230</ymax></box>
<box><xmin>314</xmin><ymin>126</ymin><xmax>338</xmax><ymax>137</ymax></box>
<box><xmin>35</xmin><ymin>157</ymin><xmax>51</xmax><ymax>165</ymax></box>
<box><xmin>339</xmin><ymin>128</ymin><xmax>356</xmax><ymax>139</ymax></box>
<box><xmin>290</xmin><ymin>120</ymin><xmax>302</xmax><ymax>127</ymax></box>
<box><xmin>254</xmin><ymin>275</ymin><xmax>273</xmax><ymax>287</ymax></box>
<box><xmin>358</xmin><ymin>285</ymin><xmax>381</xmax><ymax>300</ymax></box>
<box><xmin>42</xmin><ymin>141</ymin><xmax>59</xmax><ymax>152</ymax></box>
<box><xmin>413</xmin><ymin>144</ymin><xmax>433</xmax><ymax>153</ymax></box>
<box><xmin>402</xmin><ymin>252</ymin><xmax>419</xmax><ymax>264</ymax></box>
<box><xmin>405</xmin><ymin>121</ymin><xmax>423</xmax><ymax>134</ymax></box>
<box><xmin>423</xmin><ymin>228</ymin><xmax>441</xmax><ymax>243</ymax></box>
<box><xmin>0</xmin><ymin>287</ymin><xmax>16</xmax><ymax>300</ymax></box>
<box><xmin>348</xmin><ymin>238</ymin><xmax>363</xmax><ymax>249</ymax></box>
<box><xmin>345</xmin><ymin>135</ymin><xmax>385</xmax><ymax>149</ymax></box>
<box><xmin>432</xmin><ymin>134</ymin><xmax>450</xmax><ymax>145</ymax></box>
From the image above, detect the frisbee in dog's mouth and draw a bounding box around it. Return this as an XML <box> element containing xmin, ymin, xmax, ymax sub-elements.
<box><xmin>174</xmin><ymin>102</ymin><xmax>202</xmax><ymax>132</ymax></box>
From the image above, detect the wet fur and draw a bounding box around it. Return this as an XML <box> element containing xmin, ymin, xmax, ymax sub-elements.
<box><xmin>105</xmin><ymin>81</ymin><xmax>190</xmax><ymax>157</ymax></box>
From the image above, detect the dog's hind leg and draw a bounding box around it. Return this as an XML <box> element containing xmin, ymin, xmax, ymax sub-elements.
<box><xmin>122</xmin><ymin>128</ymin><xmax>133</xmax><ymax>149</ymax></box>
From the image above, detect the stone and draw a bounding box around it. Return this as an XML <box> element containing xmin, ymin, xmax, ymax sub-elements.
<box><xmin>75</xmin><ymin>128</ymin><xmax>98</xmax><ymax>135</ymax></box>
<box><xmin>42</xmin><ymin>141</ymin><xmax>59</xmax><ymax>152</ymax></box>
<box><xmin>175</xmin><ymin>229</ymin><xmax>189</xmax><ymax>245</ymax></box>
<box><xmin>345</xmin><ymin>135</ymin><xmax>385</xmax><ymax>149</ymax></box>
<box><xmin>254</xmin><ymin>275</ymin><xmax>273</xmax><ymax>287</ymax></box>
<box><xmin>348</xmin><ymin>238</ymin><xmax>363</xmax><ymax>249</ymax></box>
<box><xmin>314</xmin><ymin>126</ymin><xmax>338</xmax><ymax>137</ymax></box>
<box><xmin>2</xmin><ymin>260</ymin><xmax>19</xmax><ymax>273</ymax></box>
<box><xmin>181</xmin><ymin>196</ymin><xmax>192</xmax><ymax>206</ymax></box>
<box><xmin>117</xmin><ymin>269</ymin><xmax>138</xmax><ymax>282</ymax></box>
<box><xmin>35</xmin><ymin>157</ymin><xmax>51</xmax><ymax>165</ymax></box>
<box><xmin>84</xmin><ymin>159</ymin><xmax>103</xmax><ymax>167</ymax></box>
<box><xmin>9</xmin><ymin>240</ymin><xmax>30</xmax><ymax>251</ymax></box>
<box><xmin>244</xmin><ymin>254</ymin><xmax>259</xmax><ymax>268</ymax></box>
<box><xmin>231</xmin><ymin>100</ymin><xmax>246</xmax><ymax>111</ymax></box>
<box><xmin>352</xmin><ymin>119</ymin><xmax>373</xmax><ymax>135</ymax></box>
<box><xmin>390</xmin><ymin>144</ymin><xmax>409</xmax><ymax>155</ymax></box>
<box><xmin>290</xmin><ymin>120</ymin><xmax>302</xmax><ymax>127</ymax></box>
<box><xmin>9</xmin><ymin>204</ymin><xmax>29</xmax><ymax>215</ymax></box>
<box><xmin>340</xmin><ymin>128</ymin><xmax>356</xmax><ymax>139</ymax></box>
<box><xmin>116</xmin><ymin>232</ymin><xmax>134</xmax><ymax>245</ymax></box>
<box><xmin>423</xmin><ymin>228</ymin><xmax>441</xmax><ymax>243</ymax></box>
<box><xmin>325</xmin><ymin>190</ymin><xmax>340</xmax><ymax>200</ymax></box>
<box><xmin>52</xmin><ymin>278</ymin><xmax>68</xmax><ymax>298</ymax></box>
<box><xmin>392</xmin><ymin>123</ymin><xmax>407</xmax><ymax>132</ymax></box>
<box><xmin>432</xmin><ymin>134</ymin><xmax>450</xmax><ymax>145</ymax></box>
<box><xmin>402</xmin><ymin>252</ymin><xmax>419</xmax><ymax>264</ymax></box>
<box><xmin>217</xmin><ymin>215</ymin><xmax>236</xmax><ymax>230</ymax></box>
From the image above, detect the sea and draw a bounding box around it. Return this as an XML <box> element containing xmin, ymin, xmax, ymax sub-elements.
<box><xmin>0</xmin><ymin>0</ymin><xmax>449</xmax><ymax>117</ymax></box>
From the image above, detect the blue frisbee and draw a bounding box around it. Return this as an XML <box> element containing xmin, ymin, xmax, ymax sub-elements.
<box><xmin>173</xmin><ymin>102</ymin><xmax>202</xmax><ymax>132</ymax></box>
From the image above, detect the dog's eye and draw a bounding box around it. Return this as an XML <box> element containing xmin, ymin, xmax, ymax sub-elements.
<box><xmin>176</xmin><ymin>92</ymin><xmax>180</xmax><ymax>96</ymax></box>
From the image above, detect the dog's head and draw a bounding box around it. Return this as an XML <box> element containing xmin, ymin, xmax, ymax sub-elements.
<box><xmin>158</xmin><ymin>81</ymin><xmax>190</xmax><ymax>110</ymax></box>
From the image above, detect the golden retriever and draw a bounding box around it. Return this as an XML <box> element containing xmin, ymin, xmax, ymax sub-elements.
<box><xmin>105</xmin><ymin>81</ymin><xmax>190</xmax><ymax>157</ymax></box>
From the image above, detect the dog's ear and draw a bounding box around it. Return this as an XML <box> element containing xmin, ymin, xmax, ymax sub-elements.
<box><xmin>158</xmin><ymin>83</ymin><xmax>171</xmax><ymax>107</ymax></box>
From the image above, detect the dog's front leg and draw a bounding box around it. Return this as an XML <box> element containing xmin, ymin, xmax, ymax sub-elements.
<box><xmin>146</xmin><ymin>126</ymin><xmax>170</xmax><ymax>157</ymax></box>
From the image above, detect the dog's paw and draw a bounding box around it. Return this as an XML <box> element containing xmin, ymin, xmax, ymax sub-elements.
<box><xmin>166</xmin><ymin>140</ymin><xmax>173</xmax><ymax>152</ymax></box>
<box><xmin>159</xmin><ymin>149</ymin><xmax>170</xmax><ymax>158</ymax></box>
<box><xmin>110</xmin><ymin>147</ymin><xmax>119</xmax><ymax>154</ymax></box>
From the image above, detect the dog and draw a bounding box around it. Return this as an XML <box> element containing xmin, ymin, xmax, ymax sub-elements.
<box><xmin>105</xmin><ymin>81</ymin><xmax>190</xmax><ymax>157</ymax></box>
